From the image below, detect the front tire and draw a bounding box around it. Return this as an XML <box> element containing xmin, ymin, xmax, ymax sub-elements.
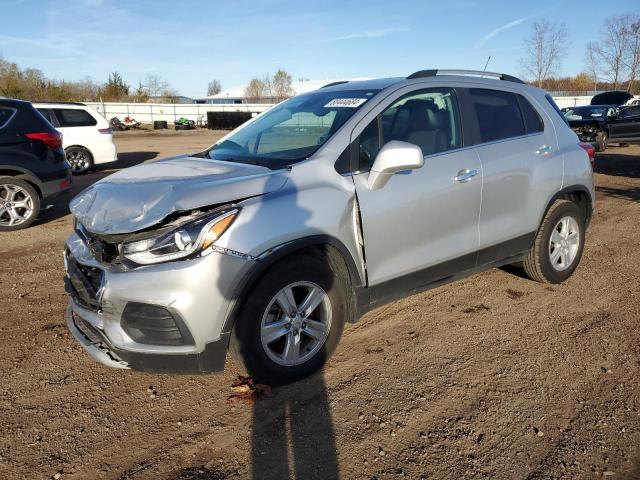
<box><xmin>0</xmin><ymin>178</ymin><xmax>40</xmax><ymax>231</ymax></box>
<box><xmin>230</xmin><ymin>253</ymin><xmax>347</xmax><ymax>385</ymax></box>
<box><xmin>65</xmin><ymin>146</ymin><xmax>94</xmax><ymax>174</ymax></box>
<box><xmin>523</xmin><ymin>200</ymin><xmax>585</xmax><ymax>284</ymax></box>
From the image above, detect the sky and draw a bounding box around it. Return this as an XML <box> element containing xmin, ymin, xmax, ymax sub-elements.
<box><xmin>0</xmin><ymin>0</ymin><xmax>638</xmax><ymax>98</ymax></box>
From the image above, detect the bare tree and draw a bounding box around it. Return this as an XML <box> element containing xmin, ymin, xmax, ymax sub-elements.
<box><xmin>587</xmin><ymin>15</ymin><xmax>633</xmax><ymax>89</ymax></box>
<box><xmin>520</xmin><ymin>19</ymin><xmax>569</xmax><ymax>86</ymax></box>
<box><xmin>272</xmin><ymin>69</ymin><xmax>293</xmax><ymax>100</ymax></box>
<box><xmin>244</xmin><ymin>77</ymin><xmax>265</xmax><ymax>100</ymax></box>
<box><xmin>207</xmin><ymin>79</ymin><xmax>222</xmax><ymax>96</ymax></box>
<box><xmin>624</xmin><ymin>16</ymin><xmax>640</xmax><ymax>92</ymax></box>
<box><xmin>262</xmin><ymin>74</ymin><xmax>273</xmax><ymax>99</ymax></box>
<box><xmin>584</xmin><ymin>42</ymin><xmax>600</xmax><ymax>90</ymax></box>
<box><xmin>142</xmin><ymin>74</ymin><xmax>170</xmax><ymax>97</ymax></box>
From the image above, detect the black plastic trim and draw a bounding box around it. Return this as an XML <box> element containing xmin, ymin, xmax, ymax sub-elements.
<box><xmin>322</xmin><ymin>81</ymin><xmax>349</xmax><ymax>88</ymax></box>
<box><xmin>114</xmin><ymin>335</ymin><xmax>229</xmax><ymax>373</ymax></box>
<box><xmin>121</xmin><ymin>302</ymin><xmax>195</xmax><ymax>346</ymax></box>
<box><xmin>355</xmin><ymin>232</ymin><xmax>535</xmax><ymax>315</ymax></box>
<box><xmin>543</xmin><ymin>184</ymin><xmax>594</xmax><ymax>226</ymax></box>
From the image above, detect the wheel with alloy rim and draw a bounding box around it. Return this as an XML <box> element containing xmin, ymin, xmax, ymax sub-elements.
<box><xmin>596</xmin><ymin>131</ymin><xmax>607</xmax><ymax>152</ymax></box>
<box><xmin>0</xmin><ymin>178</ymin><xmax>40</xmax><ymax>231</ymax></box>
<box><xmin>231</xmin><ymin>253</ymin><xmax>347</xmax><ymax>384</ymax></box>
<box><xmin>260</xmin><ymin>281</ymin><xmax>332</xmax><ymax>367</ymax></box>
<box><xmin>65</xmin><ymin>146</ymin><xmax>94</xmax><ymax>174</ymax></box>
<box><xmin>523</xmin><ymin>199</ymin><xmax>585</xmax><ymax>283</ymax></box>
<box><xmin>548</xmin><ymin>216</ymin><xmax>580</xmax><ymax>271</ymax></box>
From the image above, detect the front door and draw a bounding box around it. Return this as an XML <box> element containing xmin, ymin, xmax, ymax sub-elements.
<box><xmin>609</xmin><ymin>106</ymin><xmax>640</xmax><ymax>141</ymax></box>
<box><xmin>352</xmin><ymin>87</ymin><xmax>481</xmax><ymax>287</ymax></box>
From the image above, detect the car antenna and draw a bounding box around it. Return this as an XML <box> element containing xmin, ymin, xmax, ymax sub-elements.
<box><xmin>483</xmin><ymin>56</ymin><xmax>491</xmax><ymax>71</ymax></box>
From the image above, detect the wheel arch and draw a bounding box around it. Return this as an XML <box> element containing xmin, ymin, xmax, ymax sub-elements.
<box><xmin>222</xmin><ymin>235</ymin><xmax>363</xmax><ymax>334</ymax></box>
<box><xmin>65</xmin><ymin>144</ymin><xmax>95</xmax><ymax>160</ymax></box>
<box><xmin>540</xmin><ymin>185</ymin><xmax>593</xmax><ymax>229</ymax></box>
<box><xmin>0</xmin><ymin>167</ymin><xmax>44</xmax><ymax>198</ymax></box>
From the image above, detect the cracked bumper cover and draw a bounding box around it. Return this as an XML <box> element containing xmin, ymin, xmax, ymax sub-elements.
<box><xmin>64</xmin><ymin>230</ymin><xmax>256</xmax><ymax>373</ymax></box>
<box><xmin>66</xmin><ymin>305</ymin><xmax>230</xmax><ymax>373</ymax></box>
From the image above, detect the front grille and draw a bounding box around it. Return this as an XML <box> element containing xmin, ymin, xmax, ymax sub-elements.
<box><xmin>72</xmin><ymin>312</ymin><xmax>105</xmax><ymax>344</ymax></box>
<box><xmin>64</xmin><ymin>250</ymin><xmax>104</xmax><ymax>311</ymax></box>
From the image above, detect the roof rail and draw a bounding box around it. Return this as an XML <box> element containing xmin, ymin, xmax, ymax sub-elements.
<box><xmin>407</xmin><ymin>69</ymin><xmax>525</xmax><ymax>84</ymax></box>
<box><xmin>321</xmin><ymin>81</ymin><xmax>349</xmax><ymax>88</ymax></box>
<box><xmin>36</xmin><ymin>101</ymin><xmax>87</xmax><ymax>106</ymax></box>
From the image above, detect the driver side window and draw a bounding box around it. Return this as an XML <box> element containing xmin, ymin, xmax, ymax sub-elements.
<box><xmin>357</xmin><ymin>88</ymin><xmax>462</xmax><ymax>170</ymax></box>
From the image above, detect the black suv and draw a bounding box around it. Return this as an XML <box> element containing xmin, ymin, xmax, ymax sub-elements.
<box><xmin>0</xmin><ymin>98</ymin><xmax>72</xmax><ymax>231</ymax></box>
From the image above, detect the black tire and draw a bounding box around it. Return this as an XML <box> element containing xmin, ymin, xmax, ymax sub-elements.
<box><xmin>523</xmin><ymin>199</ymin><xmax>585</xmax><ymax>284</ymax></box>
<box><xmin>65</xmin><ymin>146</ymin><xmax>94</xmax><ymax>174</ymax></box>
<box><xmin>0</xmin><ymin>177</ymin><xmax>41</xmax><ymax>231</ymax></box>
<box><xmin>230</xmin><ymin>253</ymin><xmax>347</xmax><ymax>385</ymax></box>
<box><xmin>595</xmin><ymin>131</ymin><xmax>608</xmax><ymax>152</ymax></box>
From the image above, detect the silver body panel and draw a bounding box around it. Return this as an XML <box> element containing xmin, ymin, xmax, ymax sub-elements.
<box><xmin>64</xmin><ymin>74</ymin><xmax>594</xmax><ymax>372</ymax></box>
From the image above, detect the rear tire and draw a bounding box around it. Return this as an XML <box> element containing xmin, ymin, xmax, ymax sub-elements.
<box><xmin>230</xmin><ymin>253</ymin><xmax>347</xmax><ymax>385</ymax></box>
<box><xmin>523</xmin><ymin>200</ymin><xmax>585</xmax><ymax>284</ymax></box>
<box><xmin>595</xmin><ymin>131</ymin><xmax>608</xmax><ymax>152</ymax></box>
<box><xmin>0</xmin><ymin>178</ymin><xmax>40</xmax><ymax>231</ymax></box>
<box><xmin>65</xmin><ymin>146</ymin><xmax>94</xmax><ymax>174</ymax></box>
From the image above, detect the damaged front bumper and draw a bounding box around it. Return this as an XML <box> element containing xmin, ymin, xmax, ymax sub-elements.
<box><xmin>64</xmin><ymin>230</ymin><xmax>256</xmax><ymax>373</ymax></box>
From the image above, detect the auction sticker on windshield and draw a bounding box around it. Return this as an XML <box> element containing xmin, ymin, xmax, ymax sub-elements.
<box><xmin>324</xmin><ymin>98</ymin><xmax>368</xmax><ymax>108</ymax></box>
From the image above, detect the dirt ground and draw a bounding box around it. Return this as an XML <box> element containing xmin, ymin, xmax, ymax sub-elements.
<box><xmin>1</xmin><ymin>130</ymin><xmax>639</xmax><ymax>480</ymax></box>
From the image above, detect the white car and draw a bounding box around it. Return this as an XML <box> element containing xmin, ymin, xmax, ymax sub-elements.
<box><xmin>34</xmin><ymin>102</ymin><xmax>118</xmax><ymax>174</ymax></box>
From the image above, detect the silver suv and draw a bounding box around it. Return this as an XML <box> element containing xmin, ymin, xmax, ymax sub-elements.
<box><xmin>64</xmin><ymin>70</ymin><xmax>594</xmax><ymax>384</ymax></box>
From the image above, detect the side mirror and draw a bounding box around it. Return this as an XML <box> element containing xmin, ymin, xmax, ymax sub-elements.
<box><xmin>367</xmin><ymin>140</ymin><xmax>424</xmax><ymax>190</ymax></box>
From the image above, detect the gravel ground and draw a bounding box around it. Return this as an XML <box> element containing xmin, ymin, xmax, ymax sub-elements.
<box><xmin>1</xmin><ymin>131</ymin><xmax>639</xmax><ymax>480</ymax></box>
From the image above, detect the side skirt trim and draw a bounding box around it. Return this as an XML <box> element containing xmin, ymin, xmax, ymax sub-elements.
<box><xmin>355</xmin><ymin>232</ymin><xmax>535</xmax><ymax>317</ymax></box>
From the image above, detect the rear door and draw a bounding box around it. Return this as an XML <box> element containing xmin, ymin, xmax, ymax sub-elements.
<box><xmin>468</xmin><ymin>88</ymin><xmax>562</xmax><ymax>262</ymax></box>
<box><xmin>51</xmin><ymin>107</ymin><xmax>98</xmax><ymax>149</ymax></box>
<box><xmin>352</xmin><ymin>87</ymin><xmax>482</xmax><ymax>286</ymax></box>
<box><xmin>609</xmin><ymin>106</ymin><xmax>640</xmax><ymax>141</ymax></box>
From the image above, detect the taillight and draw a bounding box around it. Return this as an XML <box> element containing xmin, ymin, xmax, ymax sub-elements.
<box><xmin>98</xmin><ymin>127</ymin><xmax>112</xmax><ymax>134</ymax></box>
<box><xmin>578</xmin><ymin>142</ymin><xmax>595</xmax><ymax>169</ymax></box>
<box><xmin>25</xmin><ymin>131</ymin><xmax>63</xmax><ymax>149</ymax></box>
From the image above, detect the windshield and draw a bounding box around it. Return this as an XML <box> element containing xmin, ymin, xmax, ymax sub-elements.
<box><xmin>562</xmin><ymin>106</ymin><xmax>611</xmax><ymax>120</ymax></box>
<box><xmin>208</xmin><ymin>89</ymin><xmax>380</xmax><ymax>169</ymax></box>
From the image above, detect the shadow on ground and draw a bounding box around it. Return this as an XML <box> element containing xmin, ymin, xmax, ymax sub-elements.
<box><xmin>594</xmin><ymin>152</ymin><xmax>640</xmax><ymax>179</ymax></box>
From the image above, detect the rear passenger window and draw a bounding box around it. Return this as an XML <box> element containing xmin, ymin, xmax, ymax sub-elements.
<box><xmin>53</xmin><ymin>108</ymin><xmax>97</xmax><ymax>127</ymax></box>
<box><xmin>470</xmin><ymin>89</ymin><xmax>525</xmax><ymax>142</ymax></box>
<box><xmin>37</xmin><ymin>108</ymin><xmax>54</xmax><ymax>125</ymax></box>
<box><xmin>0</xmin><ymin>108</ymin><xmax>15</xmax><ymax>129</ymax></box>
<box><xmin>517</xmin><ymin>95</ymin><xmax>544</xmax><ymax>133</ymax></box>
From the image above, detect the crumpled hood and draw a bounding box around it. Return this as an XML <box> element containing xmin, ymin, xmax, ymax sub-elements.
<box><xmin>70</xmin><ymin>156</ymin><xmax>289</xmax><ymax>235</ymax></box>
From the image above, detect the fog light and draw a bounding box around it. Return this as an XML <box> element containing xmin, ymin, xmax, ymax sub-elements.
<box><xmin>121</xmin><ymin>302</ymin><xmax>194</xmax><ymax>346</ymax></box>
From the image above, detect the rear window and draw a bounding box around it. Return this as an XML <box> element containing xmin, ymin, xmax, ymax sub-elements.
<box><xmin>545</xmin><ymin>94</ymin><xmax>570</xmax><ymax>127</ymax></box>
<box><xmin>53</xmin><ymin>108</ymin><xmax>97</xmax><ymax>127</ymax></box>
<box><xmin>517</xmin><ymin>95</ymin><xmax>544</xmax><ymax>133</ymax></box>
<box><xmin>470</xmin><ymin>89</ymin><xmax>525</xmax><ymax>142</ymax></box>
<box><xmin>0</xmin><ymin>108</ymin><xmax>16</xmax><ymax>129</ymax></box>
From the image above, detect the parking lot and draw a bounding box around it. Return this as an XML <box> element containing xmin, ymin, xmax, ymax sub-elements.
<box><xmin>1</xmin><ymin>130</ymin><xmax>640</xmax><ymax>479</ymax></box>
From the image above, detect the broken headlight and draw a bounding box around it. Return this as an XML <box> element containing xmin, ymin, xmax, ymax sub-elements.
<box><xmin>122</xmin><ymin>209</ymin><xmax>238</xmax><ymax>265</ymax></box>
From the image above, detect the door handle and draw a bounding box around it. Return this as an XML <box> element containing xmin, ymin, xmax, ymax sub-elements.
<box><xmin>536</xmin><ymin>145</ymin><xmax>551</xmax><ymax>155</ymax></box>
<box><xmin>454</xmin><ymin>168</ymin><xmax>478</xmax><ymax>183</ymax></box>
